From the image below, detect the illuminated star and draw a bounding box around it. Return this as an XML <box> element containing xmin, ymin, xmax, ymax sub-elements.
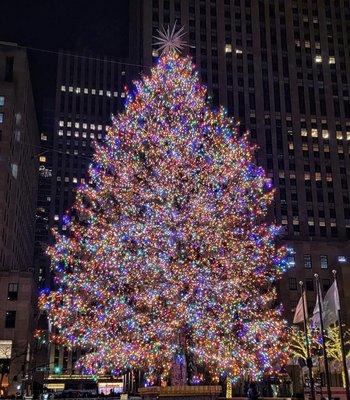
<box><xmin>153</xmin><ymin>23</ymin><xmax>187</xmax><ymax>54</ymax></box>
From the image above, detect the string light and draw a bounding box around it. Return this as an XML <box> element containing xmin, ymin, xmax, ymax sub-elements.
<box><xmin>39</xmin><ymin>50</ymin><xmax>289</xmax><ymax>382</ymax></box>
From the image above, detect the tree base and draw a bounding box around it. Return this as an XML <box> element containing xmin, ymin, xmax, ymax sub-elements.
<box><xmin>139</xmin><ymin>385</ymin><xmax>222</xmax><ymax>400</ymax></box>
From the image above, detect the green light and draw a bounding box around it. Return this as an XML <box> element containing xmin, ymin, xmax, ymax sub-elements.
<box><xmin>54</xmin><ymin>365</ymin><xmax>62</xmax><ymax>374</ymax></box>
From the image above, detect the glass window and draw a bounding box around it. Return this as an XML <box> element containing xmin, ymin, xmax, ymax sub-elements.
<box><xmin>304</xmin><ymin>254</ymin><xmax>312</xmax><ymax>268</ymax></box>
<box><xmin>289</xmin><ymin>277</ymin><xmax>297</xmax><ymax>290</ymax></box>
<box><xmin>320</xmin><ymin>255</ymin><xmax>328</xmax><ymax>269</ymax></box>
<box><xmin>305</xmin><ymin>279</ymin><xmax>314</xmax><ymax>291</ymax></box>
<box><xmin>0</xmin><ymin>96</ymin><xmax>4</xmax><ymax>106</ymax></box>
<box><xmin>0</xmin><ymin>113</ymin><xmax>3</xmax><ymax>123</ymax></box>
<box><xmin>323</xmin><ymin>279</ymin><xmax>331</xmax><ymax>292</ymax></box>
<box><xmin>7</xmin><ymin>283</ymin><xmax>18</xmax><ymax>301</ymax></box>
<box><xmin>5</xmin><ymin>311</ymin><xmax>16</xmax><ymax>328</ymax></box>
<box><xmin>338</xmin><ymin>255</ymin><xmax>347</xmax><ymax>263</ymax></box>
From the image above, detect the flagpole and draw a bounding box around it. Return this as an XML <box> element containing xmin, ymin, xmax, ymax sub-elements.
<box><xmin>315</xmin><ymin>273</ymin><xmax>332</xmax><ymax>400</ymax></box>
<box><xmin>332</xmin><ymin>270</ymin><xmax>350</xmax><ymax>400</ymax></box>
<box><xmin>299</xmin><ymin>281</ymin><xmax>316</xmax><ymax>400</ymax></box>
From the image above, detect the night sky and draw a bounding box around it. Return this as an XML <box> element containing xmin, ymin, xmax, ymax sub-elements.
<box><xmin>0</xmin><ymin>0</ymin><xmax>130</xmax><ymax>123</ymax></box>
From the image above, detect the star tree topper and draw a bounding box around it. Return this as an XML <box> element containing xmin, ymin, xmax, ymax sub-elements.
<box><xmin>153</xmin><ymin>23</ymin><xmax>187</xmax><ymax>54</ymax></box>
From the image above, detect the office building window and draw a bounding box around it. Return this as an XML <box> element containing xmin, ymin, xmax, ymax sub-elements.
<box><xmin>323</xmin><ymin>279</ymin><xmax>331</xmax><ymax>292</ymax></box>
<box><xmin>304</xmin><ymin>254</ymin><xmax>312</xmax><ymax>268</ymax></box>
<box><xmin>320</xmin><ymin>255</ymin><xmax>328</xmax><ymax>269</ymax></box>
<box><xmin>305</xmin><ymin>279</ymin><xmax>314</xmax><ymax>291</ymax></box>
<box><xmin>7</xmin><ymin>283</ymin><xmax>18</xmax><ymax>301</ymax></box>
<box><xmin>5</xmin><ymin>311</ymin><xmax>16</xmax><ymax>328</ymax></box>
<box><xmin>289</xmin><ymin>277</ymin><xmax>297</xmax><ymax>290</ymax></box>
<box><xmin>338</xmin><ymin>255</ymin><xmax>347</xmax><ymax>263</ymax></box>
<box><xmin>0</xmin><ymin>113</ymin><xmax>3</xmax><ymax>123</ymax></box>
<box><xmin>0</xmin><ymin>96</ymin><xmax>4</xmax><ymax>106</ymax></box>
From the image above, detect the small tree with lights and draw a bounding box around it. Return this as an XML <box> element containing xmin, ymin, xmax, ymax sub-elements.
<box><xmin>39</xmin><ymin>25</ymin><xmax>289</xmax><ymax>386</ymax></box>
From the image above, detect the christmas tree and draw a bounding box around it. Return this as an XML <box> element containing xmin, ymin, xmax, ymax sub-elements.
<box><xmin>39</xmin><ymin>31</ymin><xmax>289</xmax><ymax>384</ymax></box>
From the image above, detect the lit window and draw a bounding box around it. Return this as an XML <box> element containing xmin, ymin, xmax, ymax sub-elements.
<box><xmin>121</xmin><ymin>71</ymin><xmax>126</xmax><ymax>76</ymax></box>
<box><xmin>58</xmin><ymin>130</ymin><xmax>63</xmax><ymax>136</ymax></box>
<box><xmin>61</xmin><ymin>86</ymin><xmax>66</xmax><ymax>91</ymax></box>
<box><xmin>347</xmin><ymin>132</ymin><xmax>350</xmax><ymax>141</ymax></box>
<box><xmin>90</xmin><ymin>124</ymin><xmax>95</xmax><ymax>130</ymax></box>
<box><xmin>74</xmin><ymin>150</ymin><xmax>78</xmax><ymax>155</ymax></box>
<box><xmin>315</xmin><ymin>42</ymin><xmax>321</xmax><ymax>49</ymax></box>
<box><xmin>99</xmin><ymin>90</ymin><xmax>103</xmax><ymax>96</ymax></box>
<box><xmin>98</xmin><ymin>125</ymin><xmax>103</xmax><ymax>130</ymax></box>
<box><xmin>225</xmin><ymin>44</ymin><xmax>232</xmax><ymax>53</ymax></box>
<box><xmin>64</xmin><ymin>177</ymin><xmax>69</xmax><ymax>182</ymax></box>
<box><xmin>329</xmin><ymin>57</ymin><xmax>336</xmax><ymax>64</ymax></box>
<box><xmin>322</xmin><ymin>130</ymin><xmax>329</xmax><ymax>139</ymax></box>
<box><xmin>235</xmin><ymin>49</ymin><xmax>243</xmax><ymax>54</ymax></box>
<box><xmin>315</xmin><ymin>172</ymin><xmax>321</xmax><ymax>181</ymax></box>
<box><xmin>295</xmin><ymin>40</ymin><xmax>300</xmax><ymax>47</ymax></box>
<box><xmin>90</xmin><ymin>133</ymin><xmax>95</xmax><ymax>139</ymax></box>
<box><xmin>75</xmin><ymin>122</ymin><xmax>79</xmax><ymax>128</ymax></box>
<box><xmin>152</xmin><ymin>49</ymin><xmax>158</xmax><ymax>57</ymax></box>
<box><xmin>69</xmin><ymin>86</ymin><xmax>73</xmax><ymax>92</ymax></box>
<box><xmin>41</xmin><ymin>133</ymin><xmax>47</xmax><ymax>141</ymax></box>
<box><xmin>84</xmin><ymin>88</ymin><xmax>88</xmax><ymax>94</ymax></box>
<box><xmin>81</xmin><ymin>178</ymin><xmax>85</xmax><ymax>183</ymax></box>
<box><xmin>121</xmin><ymin>92</ymin><xmax>126</xmax><ymax>98</ymax></box>
<box><xmin>304</xmin><ymin>254</ymin><xmax>312</xmax><ymax>269</ymax></box>
<box><xmin>11</xmin><ymin>164</ymin><xmax>18</xmax><ymax>179</ymax></box>
<box><xmin>289</xmin><ymin>142</ymin><xmax>294</xmax><ymax>150</ymax></box>
<box><xmin>74</xmin><ymin>132</ymin><xmax>79</xmax><ymax>137</ymax></box>
<box><xmin>319</xmin><ymin>221</ymin><xmax>326</xmax><ymax>226</ymax></box>
<box><xmin>62</xmin><ymin>225</ymin><xmax>67</xmax><ymax>231</ymax></box>
<box><xmin>106</xmin><ymin>91</ymin><xmax>111</xmax><ymax>97</ymax></box>
<box><xmin>14</xmin><ymin>130</ymin><xmax>20</xmax><ymax>142</ymax></box>
<box><xmin>91</xmin><ymin>89</ymin><xmax>96</xmax><ymax>95</ymax></box>
<box><xmin>338</xmin><ymin>255</ymin><xmax>347</xmax><ymax>263</ymax></box>
<box><xmin>305</xmin><ymin>41</ymin><xmax>311</xmax><ymax>48</ymax></box>
<box><xmin>113</xmin><ymin>91</ymin><xmax>118</xmax><ymax>97</ymax></box>
<box><xmin>97</xmin><ymin>133</ymin><xmax>102</xmax><ymax>139</ymax></box>
<box><xmin>75</xmin><ymin>87</ymin><xmax>81</xmax><ymax>93</ymax></box>
<box><xmin>57</xmin><ymin>176</ymin><xmax>61</xmax><ymax>182</ymax></box>
<box><xmin>304</xmin><ymin>173</ymin><xmax>311</xmax><ymax>180</ymax></box>
<box><xmin>66</xmin><ymin>131</ymin><xmax>71</xmax><ymax>137</ymax></box>
<box><xmin>337</xmin><ymin>131</ymin><xmax>343</xmax><ymax>140</ymax></box>
<box><xmin>301</xmin><ymin>129</ymin><xmax>308</xmax><ymax>136</ymax></box>
<box><xmin>39</xmin><ymin>156</ymin><xmax>46</xmax><ymax>163</ymax></box>
<box><xmin>0</xmin><ymin>96</ymin><xmax>4</xmax><ymax>106</ymax></box>
<box><xmin>59</xmin><ymin>121</ymin><xmax>64</xmax><ymax>127</ymax></box>
<box><xmin>47</xmin><ymin>196</ymin><xmax>51</xmax><ymax>201</ymax></box>
<box><xmin>73</xmin><ymin>177</ymin><xmax>78</xmax><ymax>183</ymax></box>
<box><xmin>315</xmin><ymin>55</ymin><xmax>322</xmax><ymax>63</ymax></box>
<box><xmin>67</xmin><ymin>121</ymin><xmax>72</xmax><ymax>127</ymax></box>
<box><xmin>311</xmin><ymin>129</ymin><xmax>318</xmax><ymax>137</ymax></box>
<box><xmin>54</xmin><ymin>215</ymin><xmax>59</xmax><ymax>221</ymax></box>
<box><xmin>8</xmin><ymin>283</ymin><xmax>18</xmax><ymax>301</ymax></box>
<box><xmin>82</xmin><ymin>132</ymin><xmax>87</xmax><ymax>138</ymax></box>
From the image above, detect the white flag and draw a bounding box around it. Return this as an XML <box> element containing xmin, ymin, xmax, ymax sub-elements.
<box><xmin>323</xmin><ymin>280</ymin><xmax>340</xmax><ymax>328</ymax></box>
<box><xmin>312</xmin><ymin>294</ymin><xmax>321</xmax><ymax>327</ymax></box>
<box><xmin>293</xmin><ymin>292</ymin><xmax>308</xmax><ymax>324</ymax></box>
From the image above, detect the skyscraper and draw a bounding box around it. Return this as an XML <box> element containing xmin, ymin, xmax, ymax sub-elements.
<box><xmin>129</xmin><ymin>0</ymin><xmax>350</xmax><ymax>323</ymax></box>
<box><xmin>41</xmin><ymin>51</ymin><xmax>138</xmax><ymax>390</ymax></box>
<box><xmin>0</xmin><ymin>41</ymin><xmax>39</xmax><ymax>396</ymax></box>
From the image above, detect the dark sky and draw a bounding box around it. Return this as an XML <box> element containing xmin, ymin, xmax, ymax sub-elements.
<box><xmin>0</xmin><ymin>0</ymin><xmax>130</xmax><ymax>122</ymax></box>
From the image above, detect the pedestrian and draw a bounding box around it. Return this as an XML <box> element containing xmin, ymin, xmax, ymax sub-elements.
<box><xmin>247</xmin><ymin>382</ymin><xmax>259</xmax><ymax>400</ymax></box>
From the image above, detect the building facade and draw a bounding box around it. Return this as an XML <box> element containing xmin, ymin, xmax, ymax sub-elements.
<box><xmin>41</xmin><ymin>51</ymin><xmax>139</xmax><ymax>387</ymax></box>
<box><xmin>0</xmin><ymin>42</ymin><xmax>39</xmax><ymax>396</ymax></box>
<box><xmin>129</xmin><ymin>0</ymin><xmax>350</xmax><ymax>324</ymax></box>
